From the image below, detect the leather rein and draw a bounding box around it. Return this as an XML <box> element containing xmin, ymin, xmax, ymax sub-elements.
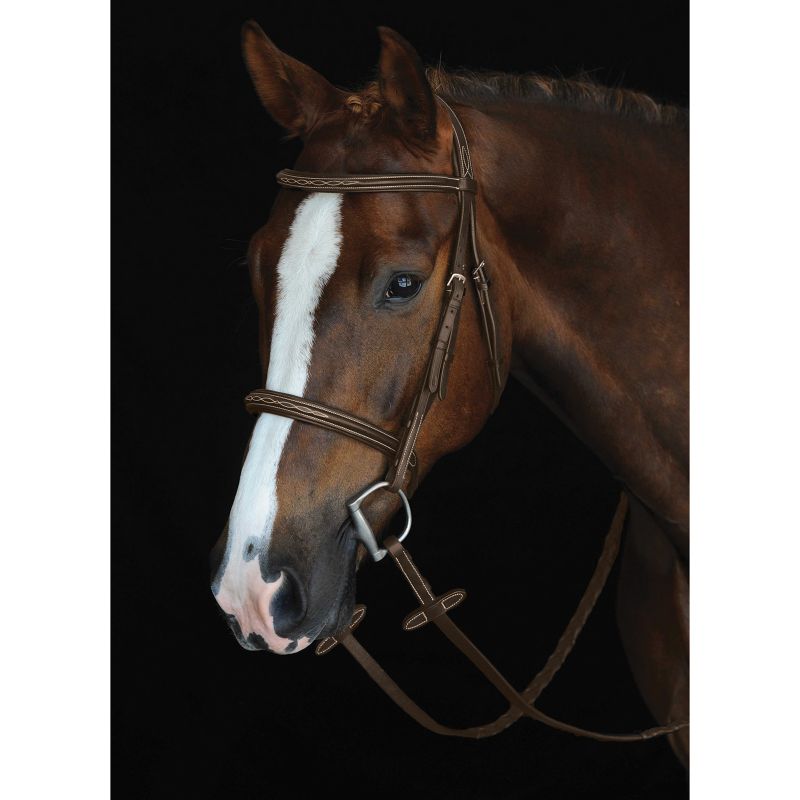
<box><xmin>244</xmin><ymin>99</ymin><xmax>688</xmax><ymax>743</ymax></box>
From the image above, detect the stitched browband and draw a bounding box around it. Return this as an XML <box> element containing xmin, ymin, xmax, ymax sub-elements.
<box><xmin>277</xmin><ymin>170</ymin><xmax>477</xmax><ymax>194</ymax></box>
<box><xmin>244</xmin><ymin>389</ymin><xmax>417</xmax><ymax>474</ymax></box>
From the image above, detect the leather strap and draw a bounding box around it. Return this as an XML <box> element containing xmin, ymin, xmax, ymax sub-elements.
<box><xmin>244</xmin><ymin>389</ymin><xmax>417</xmax><ymax>474</ymax></box>
<box><xmin>337</xmin><ymin>494</ymin><xmax>689</xmax><ymax>742</ymax></box>
<box><xmin>384</xmin><ymin>98</ymin><xmax>483</xmax><ymax>491</ymax></box>
<box><xmin>402</xmin><ymin>588</ymin><xmax>466</xmax><ymax>631</ymax></box>
<box><xmin>441</xmin><ymin>101</ymin><xmax>502</xmax><ymax>401</ymax></box>
<box><xmin>277</xmin><ymin>169</ymin><xmax>477</xmax><ymax>194</ymax></box>
<box><xmin>314</xmin><ymin>604</ymin><xmax>367</xmax><ymax>656</ymax></box>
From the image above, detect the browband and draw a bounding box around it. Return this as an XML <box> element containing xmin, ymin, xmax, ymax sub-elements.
<box><xmin>276</xmin><ymin>170</ymin><xmax>477</xmax><ymax>194</ymax></box>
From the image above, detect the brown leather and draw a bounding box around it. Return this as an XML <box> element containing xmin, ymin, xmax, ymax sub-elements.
<box><xmin>277</xmin><ymin>169</ymin><xmax>477</xmax><ymax>195</ymax></box>
<box><xmin>402</xmin><ymin>589</ymin><xmax>467</xmax><ymax>631</ymax></box>
<box><xmin>244</xmin><ymin>389</ymin><xmax>417</xmax><ymax>474</ymax></box>
<box><xmin>339</xmin><ymin>494</ymin><xmax>688</xmax><ymax>741</ymax></box>
<box><xmin>472</xmin><ymin>260</ymin><xmax>502</xmax><ymax>404</ymax></box>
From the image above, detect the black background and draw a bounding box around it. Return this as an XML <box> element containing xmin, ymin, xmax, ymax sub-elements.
<box><xmin>114</xmin><ymin>2</ymin><xmax>688</xmax><ymax>797</ymax></box>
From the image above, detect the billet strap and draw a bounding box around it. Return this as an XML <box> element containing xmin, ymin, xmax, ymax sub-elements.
<box><xmin>442</xmin><ymin>99</ymin><xmax>502</xmax><ymax>402</ymax></box>
<box><xmin>336</xmin><ymin>494</ymin><xmax>689</xmax><ymax>742</ymax></box>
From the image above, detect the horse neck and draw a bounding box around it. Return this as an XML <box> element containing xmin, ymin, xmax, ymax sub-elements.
<box><xmin>465</xmin><ymin>101</ymin><xmax>689</xmax><ymax>546</ymax></box>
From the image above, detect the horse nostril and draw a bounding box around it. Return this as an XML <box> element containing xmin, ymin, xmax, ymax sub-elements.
<box><xmin>270</xmin><ymin>567</ymin><xmax>308</xmax><ymax>637</ymax></box>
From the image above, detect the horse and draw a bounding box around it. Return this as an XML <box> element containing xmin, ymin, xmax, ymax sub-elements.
<box><xmin>210</xmin><ymin>23</ymin><xmax>689</xmax><ymax>765</ymax></box>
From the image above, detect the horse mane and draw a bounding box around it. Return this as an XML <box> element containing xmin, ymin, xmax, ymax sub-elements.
<box><xmin>426</xmin><ymin>66</ymin><xmax>688</xmax><ymax>128</ymax></box>
<box><xmin>345</xmin><ymin>67</ymin><xmax>687</xmax><ymax>131</ymax></box>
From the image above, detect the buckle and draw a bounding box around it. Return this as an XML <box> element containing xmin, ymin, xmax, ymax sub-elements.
<box><xmin>446</xmin><ymin>272</ymin><xmax>466</xmax><ymax>287</ymax></box>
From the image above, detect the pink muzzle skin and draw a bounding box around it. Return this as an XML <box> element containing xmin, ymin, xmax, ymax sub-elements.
<box><xmin>215</xmin><ymin>558</ymin><xmax>312</xmax><ymax>654</ymax></box>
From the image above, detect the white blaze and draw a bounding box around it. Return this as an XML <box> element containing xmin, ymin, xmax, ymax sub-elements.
<box><xmin>222</xmin><ymin>192</ymin><xmax>344</xmax><ymax>600</ymax></box>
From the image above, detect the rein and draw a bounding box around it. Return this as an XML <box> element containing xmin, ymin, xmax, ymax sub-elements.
<box><xmin>244</xmin><ymin>98</ymin><xmax>688</xmax><ymax>743</ymax></box>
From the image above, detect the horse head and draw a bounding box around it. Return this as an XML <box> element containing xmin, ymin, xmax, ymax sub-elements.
<box><xmin>210</xmin><ymin>24</ymin><xmax>509</xmax><ymax>653</ymax></box>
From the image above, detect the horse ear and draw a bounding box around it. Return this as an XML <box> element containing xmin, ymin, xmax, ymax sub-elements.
<box><xmin>377</xmin><ymin>27</ymin><xmax>438</xmax><ymax>140</ymax></box>
<box><xmin>241</xmin><ymin>21</ymin><xmax>343</xmax><ymax>137</ymax></box>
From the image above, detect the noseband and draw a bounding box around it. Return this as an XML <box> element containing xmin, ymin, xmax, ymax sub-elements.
<box><xmin>243</xmin><ymin>99</ymin><xmax>688</xmax><ymax>743</ymax></box>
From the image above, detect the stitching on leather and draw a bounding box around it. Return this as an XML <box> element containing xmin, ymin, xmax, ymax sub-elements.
<box><xmin>248</xmin><ymin>397</ymin><xmax>395</xmax><ymax>452</ymax></box>
<box><xmin>351</xmin><ymin>607</ymin><xmax>365</xmax><ymax>627</ymax></box>
<box><xmin>461</xmin><ymin>145</ymin><xmax>473</xmax><ymax>178</ymax></box>
<box><xmin>278</xmin><ymin>184</ymin><xmax>460</xmax><ymax>193</ymax></box>
<box><xmin>397</xmin><ymin>411</ymin><xmax>424</xmax><ymax>486</ymax></box>
<box><xmin>404</xmin><ymin>591</ymin><xmax>463</xmax><ymax>631</ymax></box>
<box><xmin>405</xmin><ymin>611</ymin><xmax>427</xmax><ymax>629</ymax></box>
<box><xmin>279</xmin><ymin>416</ymin><xmax>394</xmax><ymax>456</ymax></box>
<box><xmin>278</xmin><ymin>171</ymin><xmax>461</xmax><ymax>182</ymax></box>
<box><xmin>247</xmin><ymin>392</ymin><xmax>394</xmax><ymax>437</ymax></box>
<box><xmin>317</xmin><ymin>606</ymin><xmax>365</xmax><ymax>653</ymax></box>
<box><xmin>248</xmin><ymin>393</ymin><xmax>405</xmax><ymax>450</ymax></box>
<box><xmin>248</xmin><ymin>392</ymin><xmax>378</xmax><ymax>431</ymax></box>
<box><xmin>395</xmin><ymin>411</ymin><xmax>421</xmax><ymax>483</ymax></box>
<box><xmin>291</xmin><ymin>420</ymin><xmax>391</xmax><ymax>452</ymax></box>
<box><xmin>248</xmin><ymin>392</ymin><xmax>419</xmax><ymax>472</ymax></box>
<box><xmin>278</xmin><ymin>177</ymin><xmax>461</xmax><ymax>193</ymax></box>
<box><xmin>400</xmin><ymin>549</ymin><xmax>434</xmax><ymax>603</ymax></box>
<box><xmin>406</xmin><ymin>415</ymin><xmax>424</xmax><ymax>456</ymax></box>
<box><xmin>246</xmin><ymin>395</ymin><xmax>330</xmax><ymax>420</ymax></box>
<box><xmin>396</xmin><ymin>551</ymin><xmax>425</xmax><ymax>604</ymax></box>
<box><xmin>277</xmin><ymin>172</ymin><xmax>462</xmax><ymax>190</ymax></box>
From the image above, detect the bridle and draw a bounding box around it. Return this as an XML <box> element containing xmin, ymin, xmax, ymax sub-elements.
<box><xmin>243</xmin><ymin>99</ymin><xmax>688</xmax><ymax>742</ymax></box>
<box><xmin>246</xmin><ymin>100</ymin><xmax>502</xmax><ymax>545</ymax></box>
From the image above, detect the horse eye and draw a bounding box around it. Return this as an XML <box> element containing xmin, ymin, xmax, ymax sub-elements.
<box><xmin>385</xmin><ymin>274</ymin><xmax>422</xmax><ymax>303</ymax></box>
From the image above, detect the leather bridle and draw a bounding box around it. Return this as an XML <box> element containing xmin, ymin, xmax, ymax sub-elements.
<box><xmin>243</xmin><ymin>98</ymin><xmax>688</xmax><ymax>743</ymax></box>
